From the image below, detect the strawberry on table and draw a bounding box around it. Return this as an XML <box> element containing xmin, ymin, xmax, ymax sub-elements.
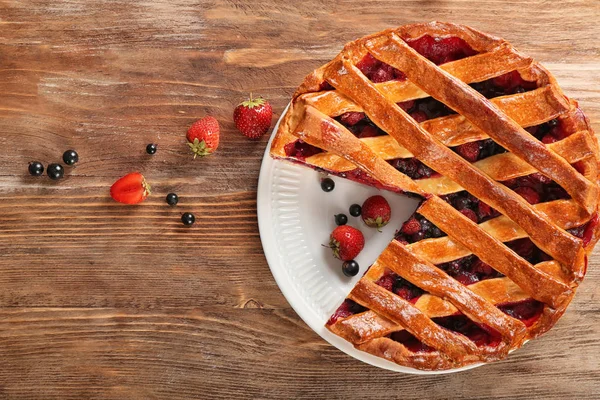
<box><xmin>110</xmin><ymin>172</ymin><xmax>151</xmax><ymax>205</ymax></box>
<box><xmin>187</xmin><ymin>116</ymin><xmax>220</xmax><ymax>159</ymax></box>
<box><xmin>361</xmin><ymin>195</ymin><xmax>391</xmax><ymax>231</ymax></box>
<box><xmin>233</xmin><ymin>95</ymin><xmax>273</xmax><ymax>139</ymax></box>
<box><xmin>329</xmin><ymin>225</ymin><xmax>365</xmax><ymax>261</ymax></box>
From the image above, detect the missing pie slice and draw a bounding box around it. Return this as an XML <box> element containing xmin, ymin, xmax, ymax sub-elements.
<box><xmin>269</xmin><ymin>22</ymin><xmax>600</xmax><ymax>371</ymax></box>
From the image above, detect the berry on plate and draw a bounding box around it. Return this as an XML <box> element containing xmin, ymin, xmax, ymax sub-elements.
<box><xmin>349</xmin><ymin>204</ymin><xmax>362</xmax><ymax>217</ymax></box>
<box><xmin>233</xmin><ymin>95</ymin><xmax>273</xmax><ymax>139</ymax></box>
<box><xmin>342</xmin><ymin>260</ymin><xmax>360</xmax><ymax>277</ymax></box>
<box><xmin>335</xmin><ymin>213</ymin><xmax>348</xmax><ymax>226</ymax></box>
<box><xmin>110</xmin><ymin>172</ymin><xmax>151</xmax><ymax>205</ymax></box>
<box><xmin>329</xmin><ymin>225</ymin><xmax>365</xmax><ymax>261</ymax></box>
<box><xmin>187</xmin><ymin>116</ymin><xmax>220</xmax><ymax>158</ymax></box>
<box><xmin>361</xmin><ymin>195</ymin><xmax>391</xmax><ymax>230</ymax></box>
<box><xmin>321</xmin><ymin>177</ymin><xmax>335</xmax><ymax>192</ymax></box>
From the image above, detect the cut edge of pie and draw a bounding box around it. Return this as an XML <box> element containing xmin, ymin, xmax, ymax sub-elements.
<box><xmin>269</xmin><ymin>21</ymin><xmax>600</xmax><ymax>371</ymax></box>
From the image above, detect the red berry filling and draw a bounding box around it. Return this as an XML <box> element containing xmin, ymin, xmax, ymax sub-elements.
<box><xmin>356</xmin><ymin>53</ymin><xmax>407</xmax><ymax>83</ymax></box>
<box><xmin>389</xmin><ymin>158</ymin><xmax>439</xmax><ymax>180</ymax></box>
<box><xmin>375</xmin><ymin>269</ymin><xmax>425</xmax><ymax>303</ymax></box>
<box><xmin>389</xmin><ymin>330</ymin><xmax>434</xmax><ymax>353</ymax></box>
<box><xmin>469</xmin><ymin>71</ymin><xmax>537</xmax><ymax>98</ymax></box>
<box><xmin>405</xmin><ymin>35</ymin><xmax>478</xmax><ymax>65</ymax></box>
<box><xmin>505</xmin><ymin>237</ymin><xmax>553</xmax><ymax>263</ymax></box>
<box><xmin>497</xmin><ymin>299</ymin><xmax>544</xmax><ymax>327</ymax></box>
<box><xmin>327</xmin><ymin>299</ymin><xmax>367</xmax><ymax>325</ymax></box>
<box><xmin>441</xmin><ymin>191</ymin><xmax>501</xmax><ymax>224</ymax></box>
<box><xmin>502</xmin><ymin>174</ymin><xmax>570</xmax><ymax>204</ymax></box>
<box><xmin>396</xmin><ymin>213</ymin><xmax>446</xmax><ymax>244</ymax></box>
<box><xmin>335</xmin><ymin>113</ymin><xmax>387</xmax><ymax>139</ymax></box>
<box><xmin>284</xmin><ymin>139</ymin><xmax>323</xmax><ymax>159</ymax></box>
<box><xmin>567</xmin><ymin>213</ymin><xmax>599</xmax><ymax>245</ymax></box>
<box><xmin>434</xmin><ymin>315</ymin><xmax>502</xmax><ymax>347</ymax></box>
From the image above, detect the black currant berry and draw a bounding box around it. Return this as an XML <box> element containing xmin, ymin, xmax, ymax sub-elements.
<box><xmin>28</xmin><ymin>161</ymin><xmax>44</xmax><ymax>176</ymax></box>
<box><xmin>342</xmin><ymin>260</ymin><xmax>359</xmax><ymax>277</ymax></box>
<box><xmin>181</xmin><ymin>212</ymin><xmax>195</xmax><ymax>226</ymax></box>
<box><xmin>349</xmin><ymin>204</ymin><xmax>362</xmax><ymax>217</ymax></box>
<box><xmin>334</xmin><ymin>214</ymin><xmax>348</xmax><ymax>226</ymax></box>
<box><xmin>62</xmin><ymin>150</ymin><xmax>79</xmax><ymax>166</ymax></box>
<box><xmin>166</xmin><ymin>193</ymin><xmax>179</xmax><ymax>206</ymax></box>
<box><xmin>47</xmin><ymin>163</ymin><xmax>64</xmax><ymax>180</ymax></box>
<box><xmin>146</xmin><ymin>143</ymin><xmax>158</xmax><ymax>155</ymax></box>
<box><xmin>320</xmin><ymin>178</ymin><xmax>335</xmax><ymax>192</ymax></box>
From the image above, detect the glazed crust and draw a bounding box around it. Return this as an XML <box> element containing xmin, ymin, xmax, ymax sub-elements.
<box><xmin>269</xmin><ymin>22</ymin><xmax>600</xmax><ymax>371</ymax></box>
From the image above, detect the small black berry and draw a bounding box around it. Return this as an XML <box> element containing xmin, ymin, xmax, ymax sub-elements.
<box><xmin>342</xmin><ymin>260</ymin><xmax>360</xmax><ymax>277</ymax></box>
<box><xmin>334</xmin><ymin>214</ymin><xmax>348</xmax><ymax>226</ymax></box>
<box><xmin>62</xmin><ymin>150</ymin><xmax>79</xmax><ymax>166</ymax></box>
<box><xmin>320</xmin><ymin>177</ymin><xmax>335</xmax><ymax>192</ymax></box>
<box><xmin>28</xmin><ymin>161</ymin><xmax>44</xmax><ymax>176</ymax></box>
<box><xmin>181</xmin><ymin>212</ymin><xmax>195</xmax><ymax>226</ymax></box>
<box><xmin>166</xmin><ymin>193</ymin><xmax>179</xmax><ymax>206</ymax></box>
<box><xmin>548</xmin><ymin>119</ymin><xmax>559</xmax><ymax>127</ymax></box>
<box><xmin>47</xmin><ymin>163</ymin><xmax>64</xmax><ymax>180</ymax></box>
<box><xmin>146</xmin><ymin>143</ymin><xmax>158</xmax><ymax>155</ymax></box>
<box><xmin>349</xmin><ymin>204</ymin><xmax>362</xmax><ymax>217</ymax></box>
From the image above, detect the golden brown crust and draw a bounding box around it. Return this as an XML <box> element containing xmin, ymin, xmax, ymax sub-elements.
<box><xmin>270</xmin><ymin>22</ymin><xmax>600</xmax><ymax>371</ymax></box>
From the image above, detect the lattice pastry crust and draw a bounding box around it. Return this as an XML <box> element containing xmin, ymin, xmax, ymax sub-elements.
<box><xmin>269</xmin><ymin>22</ymin><xmax>600</xmax><ymax>370</ymax></box>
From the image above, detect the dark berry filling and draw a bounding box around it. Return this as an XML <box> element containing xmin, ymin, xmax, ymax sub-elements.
<box><xmin>438</xmin><ymin>255</ymin><xmax>503</xmax><ymax>286</ymax></box>
<box><xmin>356</xmin><ymin>53</ymin><xmax>407</xmax><ymax>83</ymax></box>
<box><xmin>505</xmin><ymin>237</ymin><xmax>552</xmax><ymax>264</ymax></box>
<box><xmin>389</xmin><ymin>330</ymin><xmax>434</xmax><ymax>353</ymax></box>
<box><xmin>396</xmin><ymin>213</ymin><xmax>446</xmax><ymax>244</ymax></box>
<box><xmin>469</xmin><ymin>71</ymin><xmax>537</xmax><ymax>98</ymax></box>
<box><xmin>502</xmin><ymin>174</ymin><xmax>570</xmax><ymax>205</ymax></box>
<box><xmin>441</xmin><ymin>190</ymin><xmax>500</xmax><ymax>224</ymax></box>
<box><xmin>497</xmin><ymin>299</ymin><xmax>544</xmax><ymax>327</ymax></box>
<box><xmin>434</xmin><ymin>315</ymin><xmax>502</xmax><ymax>347</ymax></box>
<box><xmin>389</xmin><ymin>158</ymin><xmax>439</xmax><ymax>180</ymax></box>
<box><xmin>335</xmin><ymin>112</ymin><xmax>386</xmax><ymax>138</ymax></box>
<box><xmin>284</xmin><ymin>139</ymin><xmax>323</xmax><ymax>159</ymax></box>
<box><xmin>452</xmin><ymin>138</ymin><xmax>507</xmax><ymax>163</ymax></box>
<box><xmin>327</xmin><ymin>299</ymin><xmax>367</xmax><ymax>325</ymax></box>
<box><xmin>374</xmin><ymin>269</ymin><xmax>425</xmax><ymax>303</ymax></box>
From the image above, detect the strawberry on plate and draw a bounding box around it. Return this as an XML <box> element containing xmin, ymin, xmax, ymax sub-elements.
<box><xmin>329</xmin><ymin>225</ymin><xmax>365</xmax><ymax>261</ymax></box>
<box><xmin>187</xmin><ymin>116</ymin><xmax>220</xmax><ymax>158</ymax></box>
<box><xmin>361</xmin><ymin>195</ymin><xmax>391</xmax><ymax>231</ymax></box>
<box><xmin>110</xmin><ymin>172</ymin><xmax>151</xmax><ymax>205</ymax></box>
<box><xmin>233</xmin><ymin>95</ymin><xmax>273</xmax><ymax>139</ymax></box>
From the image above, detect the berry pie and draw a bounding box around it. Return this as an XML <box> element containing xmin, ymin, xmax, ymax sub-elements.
<box><xmin>269</xmin><ymin>22</ymin><xmax>600</xmax><ymax>370</ymax></box>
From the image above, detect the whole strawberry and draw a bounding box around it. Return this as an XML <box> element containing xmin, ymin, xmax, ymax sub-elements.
<box><xmin>233</xmin><ymin>95</ymin><xmax>273</xmax><ymax>139</ymax></box>
<box><xmin>329</xmin><ymin>225</ymin><xmax>365</xmax><ymax>261</ymax></box>
<box><xmin>186</xmin><ymin>116</ymin><xmax>220</xmax><ymax>158</ymax></box>
<box><xmin>361</xmin><ymin>195</ymin><xmax>391</xmax><ymax>231</ymax></box>
<box><xmin>110</xmin><ymin>172</ymin><xmax>151</xmax><ymax>205</ymax></box>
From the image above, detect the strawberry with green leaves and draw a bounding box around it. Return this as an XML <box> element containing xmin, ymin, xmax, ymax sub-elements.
<box><xmin>361</xmin><ymin>195</ymin><xmax>391</xmax><ymax>231</ymax></box>
<box><xmin>233</xmin><ymin>95</ymin><xmax>273</xmax><ymax>139</ymax></box>
<box><xmin>187</xmin><ymin>116</ymin><xmax>220</xmax><ymax>158</ymax></box>
<box><xmin>329</xmin><ymin>225</ymin><xmax>365</xmax><ymax>261</ymax></box>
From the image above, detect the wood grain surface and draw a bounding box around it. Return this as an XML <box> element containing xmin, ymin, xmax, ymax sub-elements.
<box><xmin>1</xmin><ymin>1</ymin><xmax>599</xmax><ymax>399</ymax></box>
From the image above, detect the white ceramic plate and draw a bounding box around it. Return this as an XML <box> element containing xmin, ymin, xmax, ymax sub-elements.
<box><xmin>257</xmin><ymin>108</ymin><xmax>482</xmax><ymax>374</ymax></box>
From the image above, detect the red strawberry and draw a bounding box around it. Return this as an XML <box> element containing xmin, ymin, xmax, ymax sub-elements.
<box><xmin>456</xmin><ymin>141</ymin><xmax>481</xmax><ymax>162</ymax></box>
<box><xmin>514</xmin><ymin>186</ymin><xmax>540</xmax><ymax>204</ymax></box>
<box><xmin>361</xmin><ymin>195</ymin><xmax>391</xmax><ymax>230</ymax></box>
<box><xmin>401</xmin><ymin>217</ymin><xmax>421</xmax><ymax>235</ymax></box>
<box><xmin>329</xmin><ymin>225</ymin><xmax>365</xmax><ymax>261</ymax></box>
<box><xmin>186</xmin><ymin>116</ymin><xmax>220</xmax><ymax>158</ymax></box>
<box><xmin>110</xmin><ymin>172</ymin><xmax>151</xmax><ymax>205</ymax></box>
<box><xmin>233</xmin><ymin>95</ymin><xmax>273</xmax><ymax>139</ymax></box>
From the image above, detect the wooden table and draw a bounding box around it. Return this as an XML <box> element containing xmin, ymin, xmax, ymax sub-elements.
<box><xmin>1</xmin><ymin>1</ymin><xmax>599</xmax><ymax>398</ymax></box>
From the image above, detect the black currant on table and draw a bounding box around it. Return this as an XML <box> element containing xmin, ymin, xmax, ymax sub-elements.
<box><xmin>342</xmin><ymin>260</ymin><xmax>359</xmax><ymax>277</ymax></box>
<box><xmin>320</xmin><ymin>178</ymin><xmax>335</xmax><ymax>192</ymax></box>
<box><xmin>181</xmin><ymin>212</ymin><xmax>195</xmax><ymax>226</ymax></box>
<box><xmin>166</xmin><ymin>193</ymin><xmax>179</xmax><ymax>206</ymax></box>
<box><xmin>146</xmin><ymin>143</ymin><xmax>158</xmax><ymax>155</ymax></box>
<box><xmin>28</xmin><ymin>161</ymin><xmax>44</xmax><ymax>176</ymax></box>
<box><xmin>47</xmin><ymin>163</ymin><xmax>64</xmax><ymax>180</ymax></box>
<box><xmin>62</xmin><ymin>150</ymin><xmax>79</xmax><ymax>166</ymax></box>
<box><xmin>334</xmin><ymin>214</ymin><xmax>348</xmax><ymax>226</ymax></box>
<box><xmin>349</xmin><ymin>204</ymin><xmax>362</xmax><ymax>217</ymax></box>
